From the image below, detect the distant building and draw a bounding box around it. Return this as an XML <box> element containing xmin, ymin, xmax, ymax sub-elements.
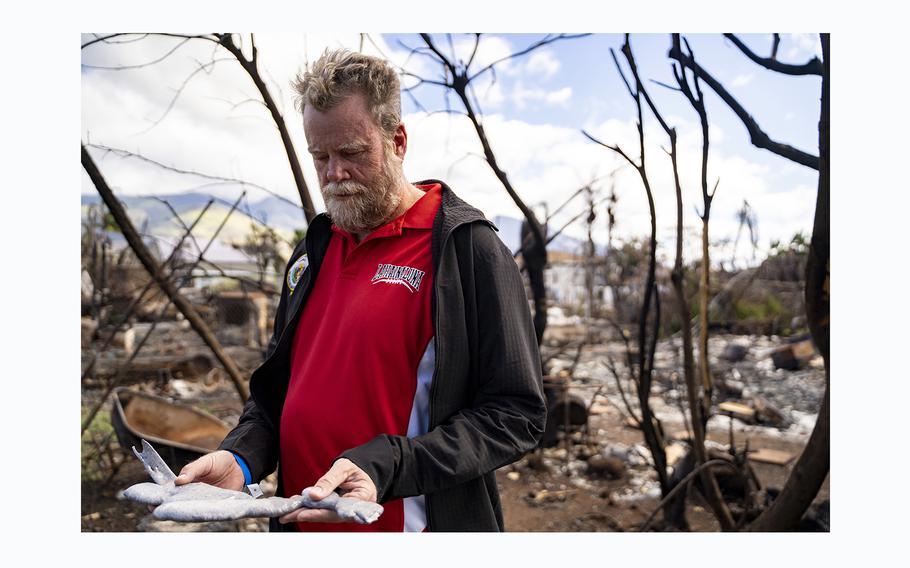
<box><xmin>542</xmin><ymin>250</ymin><xmax>609</xmax><ymax>315</ymax></box>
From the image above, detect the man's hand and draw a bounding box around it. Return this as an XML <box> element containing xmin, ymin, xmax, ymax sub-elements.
<box><xmin>279</xmin><ymin>458</ymin><xmax>377</xmax><ymax>524</ymax></box>
<box><xmin>174</xmin><ymin>450</ymin><xmax>246</xmax><ymax>491</ymax></box>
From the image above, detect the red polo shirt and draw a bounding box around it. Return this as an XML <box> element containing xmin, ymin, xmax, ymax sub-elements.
<box><xmin>280</xmin><ymin>183</ymin><xmax>441</xmax><ymax>532</ymax></box>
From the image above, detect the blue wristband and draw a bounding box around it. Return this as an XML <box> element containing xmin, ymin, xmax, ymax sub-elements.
<box><xmin>229</xmin><ymin>451</ymin><xmax>252</xmax><ymax>485</ymax></box>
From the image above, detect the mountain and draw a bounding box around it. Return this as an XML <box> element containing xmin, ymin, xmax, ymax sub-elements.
<box><xmin>81</xmin><ymin>192</ymin><xmax>302</xmax><ymax>262</ymax></box>
<box><xmin>80</xmin><ymin>192</ymin><xmax>600</xmax><ymax>261</ymax></box>
<box><xmin>244</xmin><ymin>195</ymin><xmax>308</xmax><ymax>233</ymax></box>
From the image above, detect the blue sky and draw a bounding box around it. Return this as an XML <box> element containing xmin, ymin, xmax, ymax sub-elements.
<box><xmin>391</xmin><ymin>33</ymin><xmax>821</xmax><ymax>153</ymax></box>
<box><xmin>81</xmin><ymin>32</ymin><xmax>824</xmax><ymax>266</ymax></box>
<box><xmin>384</xmin><ymin>33</ymin><xmax>821</xmax><ymax>155</ymax></box>
<box><xmin>383</xmin><ymin>33</ymin><xmax>822</xmax><ymax>262</ymax></box>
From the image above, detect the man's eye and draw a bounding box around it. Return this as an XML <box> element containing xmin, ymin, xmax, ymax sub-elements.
<box><xmin>313</xmin><ymin>155</ymin><xmax>328</xmax><ymax>162</ymax></box>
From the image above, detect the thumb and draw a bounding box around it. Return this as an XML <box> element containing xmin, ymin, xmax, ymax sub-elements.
<box><xmin>174</xmin><ymin>469</ymin><xmax>194</xmax><ymax>485</ymax></box>
<box><xmin>310</xmin><ymin>460</ymin><xmax>348</xmax><ymax>500</ymax></box>
<box><xmin>175</xmin><ymin>458</ymin><xmax>205</xmax><ymax>485</ymax></box>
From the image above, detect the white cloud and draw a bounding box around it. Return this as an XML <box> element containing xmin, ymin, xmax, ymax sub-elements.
<box><xmin>453</xmin><ymin>34</ymin><xmax>516</xmax><ymax>74</ymax></box>
<box><xmin>732</xmin><ymin>73</ymin><xmax>753</xmax><ymax>87</ymax></box>
<box><xmin>400</xmin><ymin>108</ymin><xmax>812</xmax><ymax>262</ymax></box>
<box><xmin>524</xmin><ymin>50</ymin><xmax>560</xmax><ymax>79</ymax></box>
<box><xmin>545</xmin><ymin>87</ymin><xmax>572</xmax><ymax>105</ymax></box>
<box><xmin>512</xmin><ymin>82</ymin><xmax>572</xmax><ymax>109</ymax></box>
<box><xmin>786</xmin><ymin>33</ymin><xmax>823</xmax><ymax>60</ymax></box>
<box><xmin>81</xmin><ymin>33</ymin><xmax>816</xmax><ymax>262</ymax></box>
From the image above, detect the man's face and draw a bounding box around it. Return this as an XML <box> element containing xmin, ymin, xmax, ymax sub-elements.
<box><xmin>303</xmin><ymin>91</ymin><xmax>404</xmax><ymax>234</ymax></box>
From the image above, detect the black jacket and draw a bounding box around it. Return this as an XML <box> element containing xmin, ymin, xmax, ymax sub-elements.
<box><xmin>218</xmin><ymin>180</ymin><xmax>546</xmax><ymax>531</ymax></box>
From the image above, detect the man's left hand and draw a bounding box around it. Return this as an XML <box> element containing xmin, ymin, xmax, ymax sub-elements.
<box><xmin>279</xmin><ymin>458</ymin><xmax>378</xmax><ymax>524</ymax></box>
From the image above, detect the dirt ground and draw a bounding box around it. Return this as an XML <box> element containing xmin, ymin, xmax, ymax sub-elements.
<box><xmin>496</xmin><ymin>410</ymin><xmax>829</xmax><ymax>532</ymax></box>
<box><xmin>81</xmin><ymin>328</ymin><xmax>828</xmax><ymax>533</ymax></box>
<box><xmin>81</xmin><ymin>390</ymin><xmax>827</xmax><ymax>533</ymax></box>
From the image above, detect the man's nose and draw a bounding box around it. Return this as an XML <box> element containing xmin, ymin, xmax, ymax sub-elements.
<box><xmin>325</xmin><ymin>157</ymin><xmax>350</xmax><ymax>183</ymax></box>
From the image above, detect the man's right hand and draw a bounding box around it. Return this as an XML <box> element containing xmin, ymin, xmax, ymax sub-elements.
<box><xmin>174</xmin><ymin>450</ymin><xmax>246</xmax><ymax>491</ymax></box>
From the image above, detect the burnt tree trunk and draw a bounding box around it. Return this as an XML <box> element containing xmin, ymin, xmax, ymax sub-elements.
<box><xmin>521</xmin><ymin>220</ymin><xmax>549</xmax><ymax>345</ymax></box>
<box><xmin>417</xmin><ymin>34</ymin><xmax>550</xmax><ymax>346</ymax></box>
<box><xmin>748</xmin><ymin>33</ymin><xmax>829</xmax><ymax>531</ymax></box>
<box><xmin>459</xmin><ymin>89</ymin><xmax>548</xmax><ymax>344</ymax></box>
<box><xmin>667</xmin><ymin>130</ymin><xmax>735</xmax><ymax>531</ymax></box>
<box><xmin>217</xmin><ymin>34</ymin><xmax>316</xmax><ymax>222</ymax></box>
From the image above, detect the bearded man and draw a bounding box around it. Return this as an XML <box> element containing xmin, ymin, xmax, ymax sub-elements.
<box><xmin>174</xmin><ymin>48</ymin><xmax>546</xmax><ymax>532</ymax></box>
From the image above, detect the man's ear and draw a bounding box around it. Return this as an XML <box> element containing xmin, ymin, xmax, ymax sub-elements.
<box><xmin>392</xmin><ymin>122</ymin><xmax>407</xmax><ymax>159</ymax></box>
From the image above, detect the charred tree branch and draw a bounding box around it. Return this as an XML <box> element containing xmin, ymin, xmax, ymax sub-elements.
<box><xmin>669</xmin><ymin>36</ymin><xmax>819</xmax><ymax>170</ymax></box>
<box><xmin>82</xmin><ymin>144</ymin><xmax>250</xmax><ymax>403</ymax></box>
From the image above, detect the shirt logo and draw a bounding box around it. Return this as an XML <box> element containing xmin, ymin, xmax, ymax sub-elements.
<box><xmin>287</xmin><ymin>254</ymin><xmax>308</xmax><ymax>295</ymax></box>
<box><xmin>371</xmin><ymin>263</ymin><xmax>426</xmax><ymax>293</ymax></box>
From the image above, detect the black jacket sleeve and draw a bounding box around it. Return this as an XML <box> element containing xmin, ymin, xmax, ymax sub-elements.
<box><xmin>216</xmin><ymin>244</ymin><xmax>300</xmax><ymax>482</ymax></box>
<box><xmin>340</xmin><ymin>223</ymin><xmax>546</xmax><ymax>502</ymax></box>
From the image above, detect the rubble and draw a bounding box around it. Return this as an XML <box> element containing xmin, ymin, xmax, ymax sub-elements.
<box><xmin>587</xmin><ymin>455</ymin><xmax>626</xmax><ymax>479</ymax></box>
<box><xmin>721</xmin><ymin>341</ymin><xmax>749</xmax><ymax>362</ymax></box>
<box><xmin>770</xmin><ymin>337</ymin><xmax>816</xmax><ymax>370</ymax></box>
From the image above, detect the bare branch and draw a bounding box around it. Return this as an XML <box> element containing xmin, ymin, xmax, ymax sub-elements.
<box><xmin>400</xmin><ymin>71</ymin><xmax>450</xmax><ymax>89</ymax></box>
<box><xmin>639</xmin><ymin>459</ymin><xmax>741</xmax><ymax>532</ymax></box>
<box><xmin>444</xmin><ymin>151</ymin><xmax>485</xmax><ymax>179</ymax></box>
<box><xmin>153</xmin><ymin>197</ymin><xmax>205</xmax><ymax>254</ymax></box>
<box><xmin>201</xmin><ymin>95</ymin><xmax>268</xmax><ymax>115</ymax></box>
<box><xmin>581</xmin><ymin>130</ymin><xmax>638</xmax><ymax>169</ymax></box>
<box><xmin>650</xmin><ymin>78</ymin><xmax>682</xmax><ymax>92</ymax></box>
<box><xmin>81</xmin><ymin>37</ymin><xmax>192</xmax><ymax>70</ymax></box>
<box><xmin>137</xmin><ymin>56</ymin><xmax>232</xmax><ymax>134</ymax></box>
<box><xmin>724</xmin><ymin>33</ymin><xmax>822</xmax><ymax>76</ymax></box>
<box><xmin>195</xmin><ymin>32</ymin><xmax>317</xmax><ymax>220</ymax></box>
<box><xmin>426</xmin><ymin>108</ymin><xmax>470</xmax><ymax>118</ymax></box>
<box><xmin>82</xmin><ymin>145</ymin><xmax>250</xmax><ymax>404</ymax></box>
<box><xmin>446</xmin><ymin>33</ymin><xmax>457</xmax><ymax>67</ymax></box>
<box><xmin>670</xmin><ymin>37</ymin><xmax>819</xmax><ymax>169</ymax></box>
<box><xmin>620</xmin><ymin>40</ymin><xmax>673</xmax><ymax>137</ymax></box>
<box><xmin>466</xmin><ymin>33</ymin><xmax>481</xmax><ymax>69</ymax></box>
<box><xmin>86</xmin><ymin>143</ymin><xmax>302</xmax><ymax>212</ymax></box>
<box><xmin>468</xmin><ymin>33</ymin><xmax>591</xmax><ymax>83</ymax></box>
<box><xmin>605</xmin><ymin>354</ymin><xmax>642</xmax><ymax>425</ymax></box>
<box><xmin>513</xmin><ymin>185</ymin><xmax>610</xmax><ymax>259</ymax></box>
<box><xmin>153</xmin><ymin>33</ymin><xmax>221</xmax><ymax>45</ymax></box>
<box><xmin>394</xmin><ymin>39</ymin><xmax>441</xmax><ymax>64</ymax></box>
<box><xmin>609</xmin><ymin>47</ymin><xmax>636</xmax><ymax>99</ymax></box>
<box><xmin>79</xmin><ymin>199</ymin><xmax>214</xmax><ymax>380</ymax></box>
<box><xmin>466</xmin><ymin>81</ymin><xmax>486</xmax><ymax>121</ymax></box>
<box><xmin>82</xmin><ymin>33</ymin><xmax>141</xmax><ymax>49</ymax></box>
<box><xmin>419</xmin><ymin>33</ymin><xmax>457</xmax><ymax>76</ymax></box>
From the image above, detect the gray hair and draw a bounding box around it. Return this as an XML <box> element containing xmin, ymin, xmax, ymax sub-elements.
<box><xmin>292</xmin><ymin>48</ymin><xmax>401</xmax><ymax>138</ymax></box>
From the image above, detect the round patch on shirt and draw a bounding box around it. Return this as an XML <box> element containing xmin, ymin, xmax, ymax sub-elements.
<box><xmin>287</xmin><ymin>253</ymin><xmax>308</xmax><ymax>293</ymax></box>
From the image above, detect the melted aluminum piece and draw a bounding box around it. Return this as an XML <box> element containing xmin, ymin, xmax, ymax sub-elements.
<box><xmin>122</xmin><ymin>439</ymin><xmax>383</xmax><ymax>524</ymax></box>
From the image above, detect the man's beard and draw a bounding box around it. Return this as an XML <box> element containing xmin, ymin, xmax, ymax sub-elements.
<box><xmin>321</xmin><ymin>151</ymin><xmax>402</xmax><ymax>234</ymax></box>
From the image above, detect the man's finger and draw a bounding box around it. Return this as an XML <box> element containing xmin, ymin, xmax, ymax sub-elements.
<box><xmin>175</xmin><ymin>471</ymin><xmax>193</xmax><ymax>485</ymax></box>
<box><xmin>309</xmin><ymin>460</ymin><xmax>350</xmax><ymax>500</ymax></box>
<box><xmin>279</xmin><ymin>508</ymin><xmax>341</xmax><ymax>524</ymax></box>
<box><xmin>341</xmin><ymin>487</ymin><xmax>373</xmax><ymax>501</ymax></box>
<box><xmin>175</xmin><ymin>455</ymin><xmax>211</xmax><ymax>485</ymax></box>
<box><xmin>175</xmin><ymin>466</ymin><xmax>195</xmax><ymax>485</ymax></box>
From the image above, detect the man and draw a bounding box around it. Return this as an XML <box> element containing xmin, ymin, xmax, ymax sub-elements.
<box><xmin>174</xmin><ymin>49</ymin><xmax>546</xmax><ymax>532</ymax></box>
